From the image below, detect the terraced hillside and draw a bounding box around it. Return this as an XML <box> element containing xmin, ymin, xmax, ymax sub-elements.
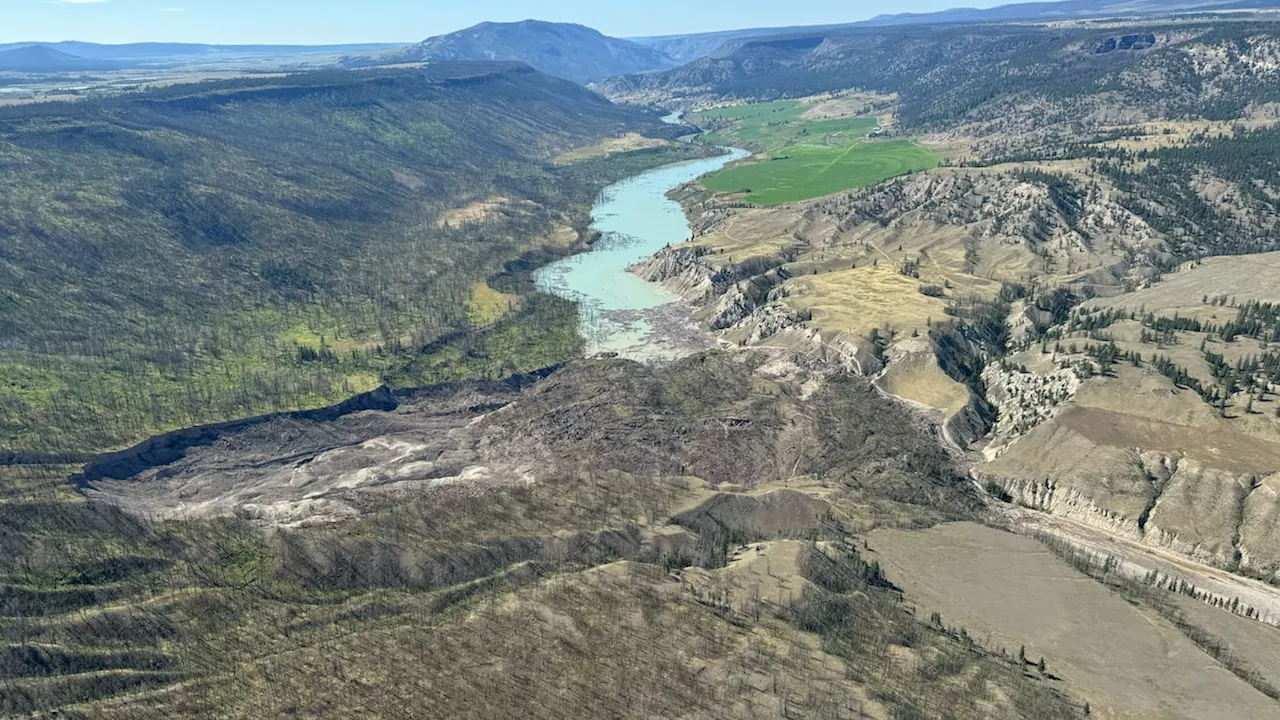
<box><xmin>980</xmin><ymin>254</ymin><xmax>1280</xmax><ymax>582</ymax></box>
<box><xmin>625</xmin><ymin>20</ymin><xmax>1280</xmax><ymax>630</ymax></box>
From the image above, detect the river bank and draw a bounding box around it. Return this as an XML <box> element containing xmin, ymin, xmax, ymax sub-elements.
<box><xmin>533</xmin><ymin>146</ymin><xmax>748</xmax><ymax>362</ymax></box>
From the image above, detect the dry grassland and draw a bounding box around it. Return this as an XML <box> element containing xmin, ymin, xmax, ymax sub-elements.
<box><xmin>554</xmin><ymin>133</ymin><xmax>671</xmax><ymax>164</ymax></box>
<box><xmin>868</xmin><ymin>522</ymin><xmax>1280</xmax><ymax>720</ymax></box>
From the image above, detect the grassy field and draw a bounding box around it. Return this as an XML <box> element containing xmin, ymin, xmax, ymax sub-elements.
<box><xmin>695</xmin><ymin>101</ymin><xmax>939</xmax><ymax>205</ymax></box>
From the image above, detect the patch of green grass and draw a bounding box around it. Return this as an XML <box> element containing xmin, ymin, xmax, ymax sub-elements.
<box><xmin>696</xmin><ymin>100</ymin><xmax>810</xmax><ymax>149</ymax></box>
<box><xmin>695</xmin><ymin>101</ymin><xmax>939</xmax><ymax>205</ymax></box>
<box><xmin>703</xmin><ymin>139</ymin><xmax>939</xmax><ymax>205</ymax></box>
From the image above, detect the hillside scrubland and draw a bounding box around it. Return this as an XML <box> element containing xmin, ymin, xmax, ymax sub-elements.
<box><xmin>9</xmin><ymin>10</ymin><xmax>1280</xmax><ymax>719</ymax></box>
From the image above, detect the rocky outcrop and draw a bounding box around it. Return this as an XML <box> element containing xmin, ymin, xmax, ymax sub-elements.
<box><xmin>981</xmin><ymin>472</ymin><xmax>1146</xmax><ymax>541</ymax></box>
<box><xmin>1143</xmin><ymin>458</ymin><xmax>1253</xmax><ymax>570</ymax></box>
<box><xmin>1241</xmin><ymin>473</ymin><xmax>1280</xmax><ymax>582</ymax></box>
<box><xmin>707</xmin><ymin>284</ymin><xmax>758</xmax><ymax>330</ymax></box>
<box><xmin>804</xmin><ymin>169</ymin><xmax>1167</xmax><ymax>287</ymax></box>
<box><xmin>630</xmin><ymin>245</ymin><xmax>717</xmax><ymax>303</ymax></box>
<box><xmin>982</xmin><ymin>361</ymin><xmax>1082</xmax><ymax>459</ymax></box>
<box><xmin>825</xmin><ymin>335</ymin><xmax>874</xmax><ymax>376</ymax></box>
<box><xmin>984</xmin><ymin>439</ymin><xmax>1280</xmax><ymax>579</ymax></box>
<box><xmin>945</xmin><ymin>394</ymin><xmax>995</xmax><ymax>450</ymax></box>
<box><xmin>725</xmin><ymin>301</ymin><xmax>804</xmax><ymax>342</ymax></box>
<box><xmin>632</xmin><ymin>244</ymin><xmax>799</xmax><ymax>339</ymax></box>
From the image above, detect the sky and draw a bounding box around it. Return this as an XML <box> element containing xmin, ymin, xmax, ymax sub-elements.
<box><xmin>1</xmin><ymin>0</ymin><xmax>1007</xmax><ymax>45</ymax></box>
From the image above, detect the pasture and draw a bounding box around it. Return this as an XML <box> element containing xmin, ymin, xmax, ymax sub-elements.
<box><xmin>694</xmin><ymin>101</ymin><xmax>939</xmax><ymax>205</ymax></box>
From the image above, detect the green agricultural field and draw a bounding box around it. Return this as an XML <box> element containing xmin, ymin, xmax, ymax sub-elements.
<box><xmin>697</xmin><ymin>100</ymin><xmax>811</xmax><ymax>150</ymax></box>
<box><xmin>695</xmin><ymin>101</ymin><xmax>940</xmax><ymax>205</ymax></box>
<box><xmin>702</xmin><ymin>139</ymin><xmax>939</xmax><ymax>205</ymax></box>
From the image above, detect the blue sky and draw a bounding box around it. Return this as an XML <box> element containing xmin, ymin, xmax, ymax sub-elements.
<box><xmin>4</xmin><ymin>0</ymin><xmax>1004</xmax><ymax>45</ymax></box>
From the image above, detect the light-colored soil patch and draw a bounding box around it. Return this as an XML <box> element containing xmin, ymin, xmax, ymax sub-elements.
<box><xmin>867</xmin><ymin>521</ymin><xmax>1280</xmax><ymax>720</ymax></box>
<box><xmin>876</xmin><ymin>349</ymin><xmax>971</xmax><ymax>419</ymax></box>
<box><xmin>800</xmin><ymin>92</ymin><xmax>897</xmax><ymax>121</ymax></box>
<box><xmin>529</xmin><ymin>223</ymin><xmax>580</xmax><ymax>251</ymax></box>
<box><xmin>553</xmin><ymin>133</ymin><xmax>670</xmax><ymax>164</ymax></box>
<box><xmin>1089</xmin><ymin>251</ymin><xmax>1280</xmax><ymax>313</ymax></box>
<box><xmin>683</xmin><ymin>539</ymin><xmax>812</xmax><ymax>612</ymax></box>
<box><xmin>1100</xmin><ymin>116</ymin><xmax>1280</xmax><ymax>152</ymax></box>
<box><xmin>783</xmin><ymin>265</ymin><xmax>949</xmax><ymax>339</ymax></box>
<box><xmin>1057</xmin><ymin>404</ymin><xmax>1280</xmax><ymax>476</ymax></box>
<box><xmin>391</xmin><ymin>169</ymin><xmax>427</xmax><ymax>191</ymax></box>
<box><xmin>690</xmin><ymin>208</ymin><xmax>803</xmax><ymax>264</ymax></box>
<box><xmin>435</xmin><ymin>196</ymin><xmax>512</xmax><ymax>228</ymax></box>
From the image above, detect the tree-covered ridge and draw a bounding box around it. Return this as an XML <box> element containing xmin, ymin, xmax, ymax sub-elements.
<box><xmin>0</xmin><ymin>63</ymin><xmax>702</xmax><ymax>456</ymax></box>
<box><xmin>598</xmin><ymin>19</ymin><xmax>1280</xmax><ymax>145</ymax></box>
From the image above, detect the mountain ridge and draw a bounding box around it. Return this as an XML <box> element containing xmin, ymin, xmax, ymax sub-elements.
<box><xmin>342</xmin><ymin>20</ymin><xmax>677</xmax><ymax>84</ymax></box>
<box><xmin>0</xmin><ymin>44</ymin><xmax>122</xmax><ymax>72</ymax></box>
<box><xmin>628</xmin><ymin>0</ymin><xmax>1280</xmax><ymax>63</ymax></box>
<box><xmin>863</xmin><ymin>0</ymin><xmax>1280</xmax><ymax>25</ymax></box>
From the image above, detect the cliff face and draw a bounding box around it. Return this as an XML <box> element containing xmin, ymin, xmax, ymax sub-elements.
<box><xmin>984</xmin><ymin>450</ymin><xmax>1280</xmax><ymax>579</ymax></box>
<box><xmin>976</xmin><ymin>360</ymin><xmax>1280</xmax><ymax>582</ymax></box>
<box><xmin>632</xmin><ymin>245</ymin><xmax>802</xmax><ymax>336</ymax></box>
<box><xmin>981</xmin><ymin>361</ymin><xmax>1083</xmax><ymax>459</ymax></box>
<box><xmin>631</xmin><ymin>246</ymin><xmax>717</xmax><ymax>304</ymax></box>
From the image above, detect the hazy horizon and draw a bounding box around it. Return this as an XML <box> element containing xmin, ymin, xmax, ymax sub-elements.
<box><xmin>3</xmin><ymin>0</ymin><xmax>1006</xmax><ymax>46</ymax></box>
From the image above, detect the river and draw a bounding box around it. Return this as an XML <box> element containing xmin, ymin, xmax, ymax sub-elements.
<box><xmin>534</xmin><ymin>144</ymin><xmax>749</xmax><ymax>360</ymax></box>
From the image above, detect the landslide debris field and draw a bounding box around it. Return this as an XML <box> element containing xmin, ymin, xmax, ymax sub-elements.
<box><xmin>613</xmin><ymin>28</ymin><xmax>1280</xmax><ymax>715</ymax></box>
<box><xmin>15</xmin><ymin>11</ymin><xmax>1280</xmax><ymax>720</ymax></box>
<box><xmin>17</xmin><ymin>352</ymin><xmax>1084</xmax><ymax>719</ymax></box>
<box><xmin>23</xmin><ymin>351</ymin><xmax>1268</xmax><ymax>718</ymax></box>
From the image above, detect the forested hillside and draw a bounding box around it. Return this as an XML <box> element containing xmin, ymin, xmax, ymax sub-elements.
<box><xmin>598</xmin><ymin>19</ymin><xmax>1280</xmax><ymax>153</ymax></box>
<box><xmin>0</xmin><ymin>63</ymin><xmax>700</xmax><ymax>458</ymax></box>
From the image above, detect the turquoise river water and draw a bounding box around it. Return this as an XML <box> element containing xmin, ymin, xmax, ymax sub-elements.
<box><xmin>534</xmin><ymin>146</ymin><xmax>749</xmax><ymax>359</ymax></box>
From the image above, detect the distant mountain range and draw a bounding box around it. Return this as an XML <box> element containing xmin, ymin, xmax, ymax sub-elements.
<box><xmin>0</xmin><ymin>45</ymin><xmax>123</xmax><ymax>73</ymax></box>
<box><xmin>0</xmin><ymin>41</ymin><xmax>402</xmax><ymax>73</ymax></box>
<box><xmin>7</xmin><ymin>0</ymin><xmax>1280</xmax><ymax>78</ymax></box>
<box><xmin>862</xmin><ymin>0</ymin><xmax>1280</xmax><ymax>26</ymax></box>
<box><xmin>341</xmin><ymin>20</ymin><xmax>678</xmax><ymax>84</ymax></box>
<box><xmin>630</xmin><ymin>0</ymin><xmax>1280</xmax><ymax>63</ymax></box>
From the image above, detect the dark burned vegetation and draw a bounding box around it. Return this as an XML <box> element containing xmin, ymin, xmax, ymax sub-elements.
<box><xmin>481</xmin><ymin>353</ymin><xmax>966</xmax><ymax>513</ymax></box>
